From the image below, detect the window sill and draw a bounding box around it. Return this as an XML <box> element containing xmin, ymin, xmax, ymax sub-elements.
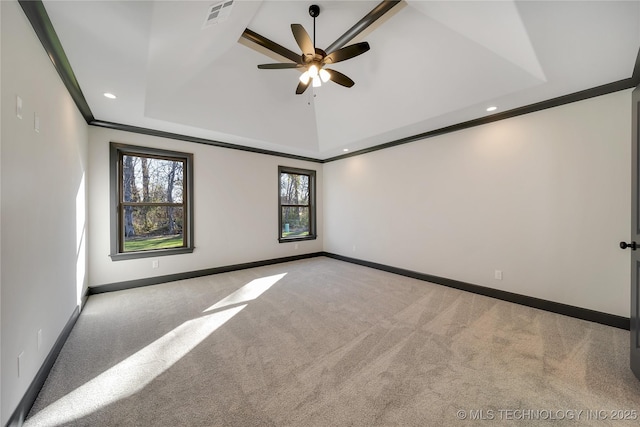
<box><xmin>278</xmin><ymin>235</ymin><xmax>317</xmax><ymax>243</ymax></box>
<box><xmin>110</xmin><ymin>246</ymin><xmax>194</xmax><ymax>261</ymax></box>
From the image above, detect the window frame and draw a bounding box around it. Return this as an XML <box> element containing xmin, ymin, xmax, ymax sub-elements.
<box><xmin>278</xmin><ymin>166</ymin><xmax>317</xmax><ymax>243</ymax></box>
<box><xmin>110</xmin><ymin>142</ymin><xmax>194</xmax><ymax>261</ymax></box>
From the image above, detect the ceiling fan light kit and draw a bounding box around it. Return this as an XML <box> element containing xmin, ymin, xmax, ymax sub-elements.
<box><xmin>319</xmin><ymin>68</ymin><xmax>331</xmax><ymax>82</ymax></box>
<box><xmin>256</xmin><ymin>4</ymin><xmax>371</xmax><ymax>94</ymax></box>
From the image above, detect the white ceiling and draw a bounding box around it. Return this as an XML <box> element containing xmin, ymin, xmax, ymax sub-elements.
<box><xmin>41</xmin><ymin>0</ymin><xmax>640</xmax><ymax>160</ymax></box>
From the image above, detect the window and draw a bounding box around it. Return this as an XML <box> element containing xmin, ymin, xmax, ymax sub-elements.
<box><xmin>279</xmin><ymin>166</ymin><xmax>316</xmax><ymax>242</ymax></box>
<box><xmin>110</xmin><ymin>143</ymin><xmax>194</xmax><ymax>260</ymax></box>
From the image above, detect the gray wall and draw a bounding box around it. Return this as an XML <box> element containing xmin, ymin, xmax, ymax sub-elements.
<box><xmin>1</xmin><ymin>1</ymin><xmax>89</xmax><ymax>424</ymax></box>
<box><xmin>324</xmin><ymin>89</ymin><xmax>631</xmax><ymax>317</ymax></box>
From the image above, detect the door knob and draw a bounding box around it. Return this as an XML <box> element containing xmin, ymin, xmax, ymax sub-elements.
<box><xmin>620</xmin><ymin>241</ymin><xmax>637</xmax><ymax>250</ymax></box>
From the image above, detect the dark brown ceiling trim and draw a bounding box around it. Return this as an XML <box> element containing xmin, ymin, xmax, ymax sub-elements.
<box><xmin>323</xmin><ymin>75</ymin><xmax>639</xmax><ymax>163</ymax></box>
<box><xmin>90</xmin><ymin>120</ymin><xmax>322</xmax><ymax>163</ymax></box>
<box><xmin>325</xmin><ymin>0</ymin><xmax>401</xmax><ymax>54</ymax></box>
<box><xmin>18</xmin><ymin>0</ymin><xmax>94</xmax><ymax>123</ymax></box>
<box><xmin>241</xmin><ymin>28</ymin><xmax>301</xmax><ymax>64</ymax></box>
<box><xmin>632</xmin><ymin>47</ymin><xmax>640</xmax><ymax>86</ymax></box>
<box><xmin>324</xmin><ymin>45</ymin><xmax>640</xmax><ymax>162</ymax></box>
<box><xmin>19</xmin><ymin>1</ymin><xmax>640</xmax><ymax>164</ymax></box>
<box><xmin>19</xmin><ymin>0</ymin><xmax>320</xmax><ymax>163</ymax></box>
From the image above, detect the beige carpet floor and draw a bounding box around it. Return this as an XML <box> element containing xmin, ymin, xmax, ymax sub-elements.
<box><xmin>25</xmin><ymin>257</ymin><xmax>640</xmax><ymax>426</ymax></box>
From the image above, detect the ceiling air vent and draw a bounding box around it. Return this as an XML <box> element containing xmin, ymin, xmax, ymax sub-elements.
<box><xmin>203</xmin><ymin>0</ymin><xmax>234</xmax><ymax>28</ymax></box>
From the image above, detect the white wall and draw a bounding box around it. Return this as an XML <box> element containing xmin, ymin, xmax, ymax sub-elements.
<box><xmin>0</xmin><ymin>1</ymin><xmax>89</xmax><ymax>424</ymax></box>
<box><xmin>324</xmin><ymin>89</ymin><xmax>632</xmax><ymax>317</ymax></box>
<box><xmin>0</xmin><ymin>1</ymin><xmax>4</xmax><ymax>421</ymax></box>
<box><xmin>0</xmin><ymin>0</ymin><xmax>634</xmax><ymax>421</ymax></box>
<box><xmin>88</xmin><ymin>127</ymin><xmax>323</xmax><ymax>287</ymax></box>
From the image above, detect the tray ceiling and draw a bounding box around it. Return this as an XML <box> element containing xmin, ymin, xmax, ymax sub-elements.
<box><xmin>40</xmin><ymin>0</ymin><xmax>640</xmax><ymax>159</ymax></box>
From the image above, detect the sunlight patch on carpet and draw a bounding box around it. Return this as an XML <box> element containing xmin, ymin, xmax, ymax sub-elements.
<box><xmin>204</xmin><ymin>272</ymin><xmax>286</xmax><ymax>312</ymax></box>
<box><xmin>26</xmin><ymin>304</ymin><xmax>246</xmax><ymax>426</ymax></box>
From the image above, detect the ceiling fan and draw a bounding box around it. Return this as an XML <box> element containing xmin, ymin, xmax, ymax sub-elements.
<box><xmin>257</xmin><ymin>4</ymin><xmax>371</xmax><ymax>95</ymax></box>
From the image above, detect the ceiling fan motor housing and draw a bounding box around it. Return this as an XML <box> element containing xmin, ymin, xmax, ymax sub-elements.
<box><xmin>256</xmin><ymin>2</ymin><xmax>369</xmax><ymax>94</ymax></box>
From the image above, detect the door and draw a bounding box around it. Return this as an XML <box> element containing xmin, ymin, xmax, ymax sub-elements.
<box><xmin>628</xmin><ymin>85</ymin><xmax>640</xmax><ymax>380</ymax></box>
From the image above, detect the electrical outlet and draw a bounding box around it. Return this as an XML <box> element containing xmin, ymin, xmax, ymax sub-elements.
<box><xmin>16</xmin><ymin>96</ymin><xmax>23</xmax><ymax>119</ymax></box>
<box><xmin>38</xmin><ymin>329</ymin><xmax>43</xmax><ymax>351</ymax></box>
<box><xmin>152</xmin><ymin>259</ymin><xmax>159</xmax><ymax>269</ymax></box>
<box><xmin>34</xmin><ymin>113</ymin><xmax>40</xmax><ymax>133</ymax></box>
<box><xmin>494</xmin><ymin>270</ymin><xmax>503</xmax><ymax>280</ymax></box>
<box><xmin>18</xmin><ymin>352</ymin><xmax>24</xmax><ymax>377</ymax></box>
<box><xmin>352</xmin><ymin>245</ymin><xmax>356</xmax><ymax>252</ymax></box>
<box><xmin>294</xmin><ymin>243</ymin><xmax>299</xmax><ymax>250</ymax></box>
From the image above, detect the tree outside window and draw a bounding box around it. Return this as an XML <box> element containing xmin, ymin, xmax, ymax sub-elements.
<box><xmin>110</xmin><ymin>143</ymin><xmax>194</xmax><ymax>260</ymax></box>
<box><xmin>279</xmin><ymin>166</ymin><xmax>316</xmax><ymax>242</ymax></box>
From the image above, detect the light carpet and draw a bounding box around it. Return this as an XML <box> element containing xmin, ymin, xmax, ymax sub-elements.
<box><xmin>25</xmin><ymin>257</ymin><xmax>640</xmax><ymax>426</ymax></box>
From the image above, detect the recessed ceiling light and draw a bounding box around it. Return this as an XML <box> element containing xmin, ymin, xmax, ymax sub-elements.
<box><xmin>343</xmin><ymin>148</ymin><xmax>349</xmax><ymax>152</ymax></box>
<box><xmin>486</xmin><ymin>106</ymin><xmax>497</xmax><ymax>112</ymax></box>
<box><xmin>103</xmin><ymin>93</ymin><xmax>117</xmax><ymax>99</ymax></box>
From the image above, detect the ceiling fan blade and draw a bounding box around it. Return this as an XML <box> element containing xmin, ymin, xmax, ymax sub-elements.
<box><xmin>258</xmin><ymin>63</ymin><xmax>303</xmax><ymax>69</ymax></box>
<box><xmin>324</xmin><ymin>42</ymin><xmax>370</xmax><ymax>64</ymax></box>
<box><xmin>291</xmin><ymin>24</ymin><xmax>314</xmax><ymax>58</ymax></box>
<box><xmin>325</xmin><ymin>69</ymin><xmax>355</xmax><ymax>88</ymax></box>
<box><xmin>296</xmin><ymin>80</ymin><xmax>310</xmax><ymax>95</ymax></box>
<box><xmin>242</xmin><ymin>29</ymin><xmax>302</xmax><ymax>64</ymax></box>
